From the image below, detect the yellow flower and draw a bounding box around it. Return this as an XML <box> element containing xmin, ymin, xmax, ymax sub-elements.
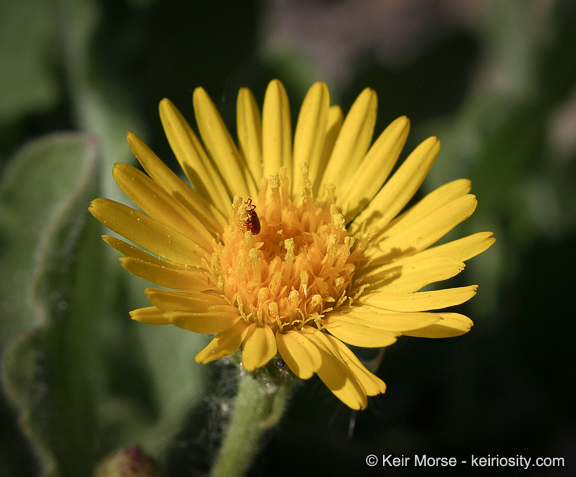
<box><xmin>89</xmin><ymin>80</ymin><xmax>494</xmax><ymax>410</ymax></box>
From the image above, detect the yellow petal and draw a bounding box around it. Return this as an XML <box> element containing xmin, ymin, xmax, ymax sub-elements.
<box><xmin>313</xmin><ymin>105</ymin><xmax>343</xmax><ymax>194</ymax></box>
<box><xmin>354</xmin><ymin>136</ymin><xmax>440</xmax><ymax>230</ymax></box>
<box><xmin>127</xmin><ymin>131</ymin><xmax>227</xmax><ymax>232</ymax></box>
<box><xmin>145</xmin><ymin>288</ymin><xmax>233</xmax><ymax>312</ymax></box>
<box><xmin>237</xmin><ymin>87</ymin><xmax>263</xmax><ymax>184</ymax></box>
<box><xmin>130</xmin><ymin>306</ymin><xmax>170</xmax><ymax>324</ymax></box>
<box><xmin>402</xmin><ymin>313</ymin><xmax>473</xmax><ymax>338</ymax></box>
<box><xmin>361</xmin><ymin>255</ymin><xmax>466</xmax><ymax>293</ymax></box>
<box><xmin>303</xmin><ymin>328</ymin><xmax>368</xmax><ymax>410</ymax></box>
<box><xmin>324</xmin><ymin>334</ymin><xmax>386</xmax><ymax>396</ymax></box>
<box><xmin>242</xmin><ymin>324</ymin><xmax>277</xmax><ymax>371</ymax></box>
<box><xmin>341</xmin><ymin>116</ymin><xmax>410</xmax><ymax>222</ymax></box>
<box><xmin>324</xmin><ymin>318</ymin><xmax>399</xmax><ymax>348</ymax></box>
<box><xmin>319</xmin><ymin>88</ymin><xmax>377</xmax><ymax>195</ymax></box>
<box><xmin>104</xmin><ymin>234</ymin><xmax>210</xmax><ymax>279</ymax></box>
<box><xmin>378</xmin><ymin>178</ymin><xmax>472</xmax><ymax>235</ymax></box>
<box><xmin>328</xmin><ymin>308</ymin><xmax>441</xmax><ymax>332</ymax></box>
<box><xmin>89</xmin><ymin>198</ymin><xmax>208</xmax><ymax>266</ymax></box>
<box><xmin>374</xmin><ymin>194</ymin><xmax>478</xmax><ymax>261</ymax></box>
<box><xmin>292</xmin><ymin>82</ymin><xmax>330</xmax><ymax>193</ymax></box>
<box><xmin>276</xmin><ymin>329</ymin><xmax>322</xmax><ymax>379</ymax></box>
<box><xmin>195</xmin><ymin>320</ymin><xmax>249</xmax><ymax>364</ymax></box>
<box><xmin>103</xmin><ymin>235</ymin><xmax>170</xmax><ymax>266</ymax></box>
<box><xmin>112</xmin><ymin>163</ymin><xmax>215</xmax><ymax>252</ymax></box>
<box><xmin>166</xmin><ymin>310</ymin><xmax>241</xmax><ymax>334</ymax></box>
<box><xmin>361</xmin><ymin>285</ymin><xmax>478</xmax><ymax>312</ymax></box>
<box><xmin>262</xmin><ymin>80</ymin><xmax>292</xmax><ymax>181</ymax></box>
<box><xmin>193</xmin><ymin>87</ymin><xmax>256</xmax><ymax>198</ymax></box>
<box><xmin>417</xmin><ymin>231</ymin><xmax>496</xmax><ymax>262</ymax></box>
<box><xmin>120</xmin><ymin>257</ymin><xmax>216</xmax><ymax>292</ymax></box>
<box><xmin>159</xmin><ymin>99</ymin><xmax>231</xmax><ymax>214</ymax></box>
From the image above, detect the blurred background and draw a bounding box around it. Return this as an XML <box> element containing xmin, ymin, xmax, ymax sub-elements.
<box><xmin>1</xmin><ymin>0</ymin><xmax>575</xmax><ymax>475</ymax></box>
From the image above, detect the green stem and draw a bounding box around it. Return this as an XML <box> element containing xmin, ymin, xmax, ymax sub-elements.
<box><xmin>209</xmin><ymin>370</ymin><xmax>291</xmax><ymax>477</ymax></box>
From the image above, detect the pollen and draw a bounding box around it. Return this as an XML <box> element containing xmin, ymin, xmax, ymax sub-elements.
<box><xmin>218</xmin><ymin>168</ymin><xmax>358</xmax><ymax>333</ymax></box>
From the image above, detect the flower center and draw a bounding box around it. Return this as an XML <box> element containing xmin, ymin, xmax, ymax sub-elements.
<box><xmin>217</xmin><ymin>169</ymin><xmax>363</xmax><ymax>333</ymax></box>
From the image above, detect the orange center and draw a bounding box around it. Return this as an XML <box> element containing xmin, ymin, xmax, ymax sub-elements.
<box><xmin>217</xmin><ymin>169</ymin><xmax>365</xmax><ymax>332</ymax></box>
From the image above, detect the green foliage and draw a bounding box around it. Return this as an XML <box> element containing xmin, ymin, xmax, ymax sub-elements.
<box><xmin>0</xmin><ymin>135</ymin><xmax>98</xmax><ymax>349</ymax></box>
<box><xmin>0</xmin><ymin>134</ymin><xmax>101</xmax><ymax>476</ymax></box>
<box><xmin>415</xmin><ymin>0</ymin><xmax>576</xmax><ymax>315</ymax></box>
<box><xmin>0</xmin><ymin>0</ymin><xmax>60</xmax><ymax>121</ymax></box>
<box><xmin>0</xmin><ymin>133</ymin><xmax>208</xmax><ymax>476</ymax></box>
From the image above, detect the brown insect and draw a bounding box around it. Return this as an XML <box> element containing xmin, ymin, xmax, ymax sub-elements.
<box><xmin>243</xmin><ymin>198</ymin><xmax>261</xmax><ymax>235</ymax></box>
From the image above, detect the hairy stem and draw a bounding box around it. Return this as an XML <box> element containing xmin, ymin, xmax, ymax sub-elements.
<box><xmin>209</xmin><ymin>370</ymin><xmax>292</xmax><ymax>477</ymax></box>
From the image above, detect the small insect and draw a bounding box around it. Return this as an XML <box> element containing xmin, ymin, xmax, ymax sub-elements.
<box><xmin>243</xmin><ymin>198</ymin><xmax>261</xmax><ymax>235</ymax></box>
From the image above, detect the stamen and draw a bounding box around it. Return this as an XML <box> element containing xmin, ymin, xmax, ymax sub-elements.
<box><xmin>249</xmin><ymin>248</ymin><xmax>261</xmax><ymax>283</ymax></box>
<box><xmin>300</xmin><ymin>271</ymin><xmax>309</xmax><ymax>297</ymax></box>
<box><xmin>218</xmin><ymin>174</ymin><xmax>365</xmax><ymax>334</ymax></box>
<box><xmin>330</xmin><ymin>205</ymin><xmax>346</xmax><ymax>231</ymax></box>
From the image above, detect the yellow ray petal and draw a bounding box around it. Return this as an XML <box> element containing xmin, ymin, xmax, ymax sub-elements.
<box><xmin>324</xmin><ymin>334</ymin><xmax>386</xmax><ymax>396</ymax></box>
<box><xmin>319</xmin><ymin>88</ymin><xmax>377</xmax><ymax>195</ymax></box>
<box><xmin>90</xmin><ymin>198</ymin><xmax>208</xmax><ymax>266</ymax></box>
<box><xmin>276</xmin><ymin>329</ymin><xmax>322</xmax><ymax>379</ymax></box>
<box><xmin>417</xmin><ymin>231</ymin><xmax>496</xmax><ymax>263</ymax></box>
<box><xmin>373</xmin><ymin>194</ymin><xmax>478</xmax><ymax>261</ymax></box>
<box><xmin>145</xmin><ymin>288</ymin><xmax>233</xmax><ymax>312</ymax></box>
<box><xmin>341</xmin><ymin>116</ymin><xmax>410</xmax><ymax>222</ymax></box>
<box><xmin>312</xmin><ymin>105</ymin><xmax>343</xmax><ymax>195</ymax></box>
<box><xmin>360</xmin><ymin>255</ymin><xmax>466</xmax><ymax>293</ymax></box>
<box><xmin>303</xmin><ymin>328</ymin><xmax>368</xmax><ymax>410</ymax></box>
<box><xmin>361</xmin><ymin>285</ymin><xmax>478</xmax><ymax>312</ymax></box>
<box><xmin>103</xmin><ymin>235</ymin><xmax>171</xmax><ymax>266</ymax></box>
<box><xmin>127</xmin><ymin>131</ymin><xmax>227</xmax><ymax>232</ymax></box>
<box><xmin>242</xmin><ymin>324</ymin><xmax>277</xmax><ymax>371</ymax></box>
<box><xmin>193</xmin><ymin>88</ymin><xmax>256</xmax><ymax>198</ymax></box>
<box><xmin>120</xmin><ymin>257</ymin><xmax>216</xmax><ymax>292</ymax></box>
<box><xmin>262</xmin><ymin>80</ymin><xmax>292</xmax><ymax>182</ymax></box>
<box><xmin>324</xmin><ymin>319</ymin><xmax>399</xmax><ymax>348</ymax></box>
<box><xmin>354</xmin><ymin>136</ymin><xmax>440</xmax><ymax>230</ymax></box>
<box><xmin>112</xmin><ymin>163</ymin><xmax>215</xmax><ymax>252</ymax></box>
<box><xmin>402</xmin><ymin>313</ymin><xmax>473</xmax><ymax>338</ymax></box>
<box><xmin>237</xmin><ymin>87</ymin><xmax>263</xmax><ymax>184</ymax></box>
<box><xmin>130</xmin><ymin>306</ymin><xmax>171</xmax><ymax>324</ymax></box>
<box><xmin>376</xmin><ymin>178</ymin><xmax>472</xmax><ymax>237</ymax></box>
<box><xmin>167</xmin><ymin>310</ymin><xmax>241</xmax><ymax>334</ymax></box>
<box><xmin>292</xmin><ymin>82</ymin><xmax>330</xmax><ymax>193</ymax></box>
<box><xmin>159</xmin><ymin>99</ymin><xmax>231</xmax><ymax>214</ymax></box>
<box><xmin>328</xmin><ymin>308</ymin><xmax>441</xmax><ymax>332</ymax></box>
<box><xmin>337</xmin><ymin>116</ymin><xmax>410</xmax><ymax>222</ymax></box>
<box><xmin>104</xmin><ymin>235</ymin><xmax>210</xmax><ymax>279</ymax></box>
<box><xmin>195</xmin><ymin>320</ymin><xmax>249</xmax><ymax>364</ymax></box>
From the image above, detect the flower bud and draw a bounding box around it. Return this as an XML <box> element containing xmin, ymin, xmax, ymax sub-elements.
<box><xmin>94</xmin><ymin>445</ymin><xmax>160</xmax><ymax>477</ymax></box>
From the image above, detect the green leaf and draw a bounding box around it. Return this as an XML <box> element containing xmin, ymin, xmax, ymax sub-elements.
<box><xmin>51</xmin><ymin>0</ymin><xmax>144</xmax><ymax>201</ymax></box>
<box><xmin>75</xmin><ymin>82</ymin><xmax>145</xmax><ymax>203</ymax></box>
<box><xmin>1</xmin><ymin>133</ymin><xmax>100</xmax><ymax>476</ymax></box>
<box><xmin>0</xmin><ymin>134</ymin><xmax>98</xmax><ymax>349</ymax></box>
<box><xmin>1</xmin><ymin>133</ymin><xmax>208</xmax><ymax>475</ymax></box>
<box><xmin>0</xmin><ymin>0</ymin><xmax>60</xmax><ymax>120</ymax></box>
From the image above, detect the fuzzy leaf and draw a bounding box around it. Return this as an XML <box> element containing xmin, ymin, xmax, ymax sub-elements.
<box><xmin>1</xmin><ymin>133</ymin><xmax>100</xmax><ymax>476</ymax></box>
<box><xmin>1</xmin><ymin>133</ymin><xmax>208</xmax><ymax>476</ymax></box>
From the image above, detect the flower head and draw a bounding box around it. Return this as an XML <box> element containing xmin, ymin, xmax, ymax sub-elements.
<box><xmin>89</xmin><ymin>80</ymin><xmax>494</xmax><ymax>410</ymax></box>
